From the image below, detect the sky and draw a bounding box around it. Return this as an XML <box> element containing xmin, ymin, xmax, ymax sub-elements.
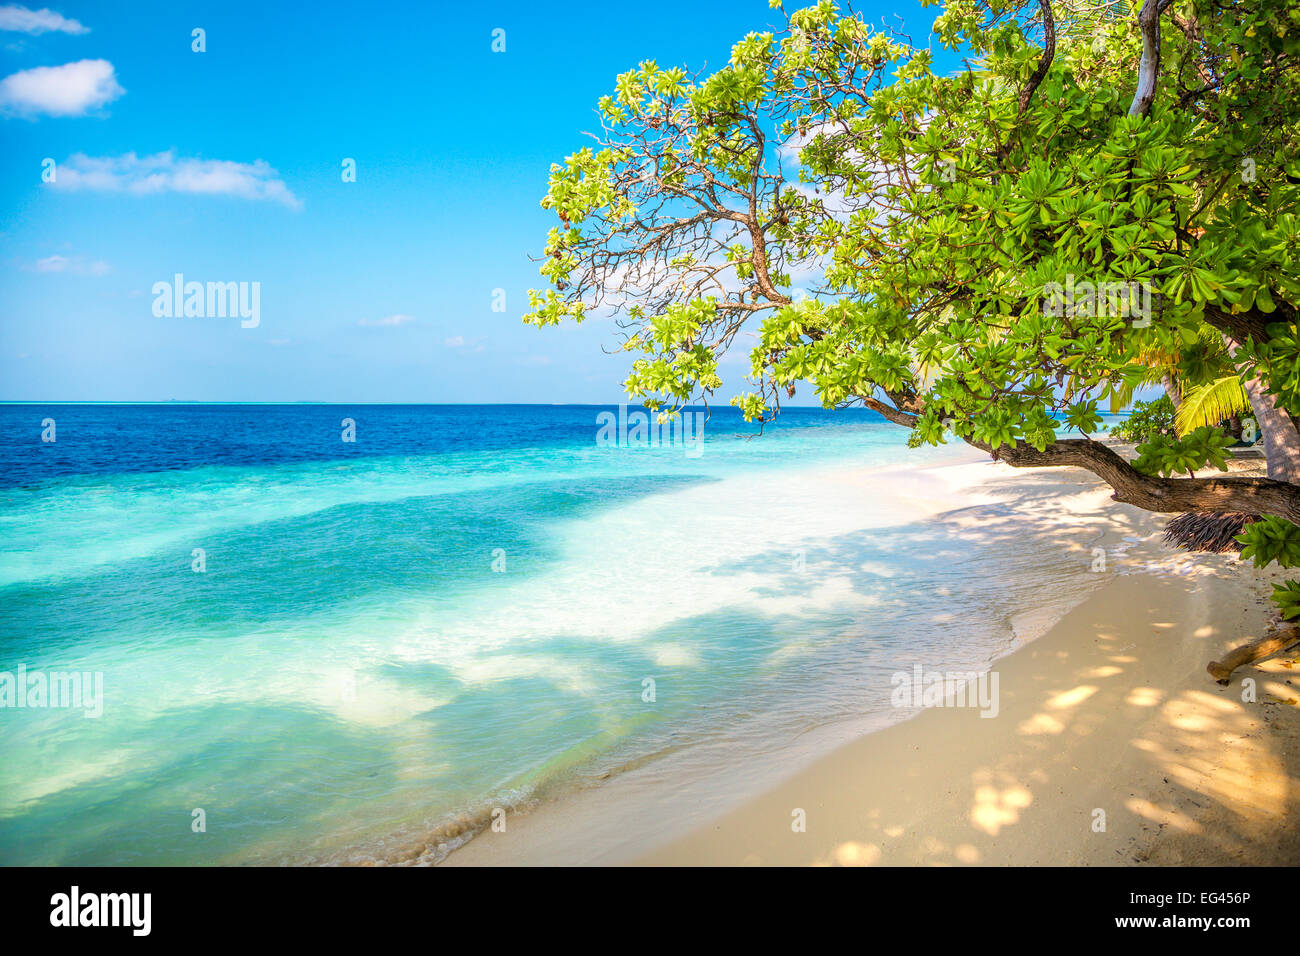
<box><xmin>0</xmin><ymin>0</ymin><xmax>948</xmax><ymax>403</ymax></box>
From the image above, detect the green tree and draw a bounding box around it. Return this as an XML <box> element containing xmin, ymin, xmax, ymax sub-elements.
<box><xmin>1111</xmin><ymin>394</ymin><xmax>1175</xmax><ymax>444</ymax></box>
<box><xmin>527</xmin><ymin>0</ymin><xmax>1300</xmax><ymax>623</ymax></box>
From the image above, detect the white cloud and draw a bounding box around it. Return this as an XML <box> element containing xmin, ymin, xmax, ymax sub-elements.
<box><xmin>358</xmin><ymin>314</ymin><xmax>415</xmax><ymax>327</ymax></box>
<box><xmin>0</xmin><ymin>59</ymin><xmax>121</xmax><ymax>116</ymax></box>
<box><xmin>0</xmin><ymin>5</ymin><xmax>88</xmax><ymax>34</ymax></box>
<box><xmin>48</xmin><ymin>151</ymin><xmax>302</xmax><ymax>209</ymax></box>
<box><xmin>26</xmin><ymin>253</ymin><xmax>108</xmax><ymax>275</ymax></box>
<box><xmin>443</xmin><ymin>335</ymin><xmax>465</xmax><ymax>347</ymax></box>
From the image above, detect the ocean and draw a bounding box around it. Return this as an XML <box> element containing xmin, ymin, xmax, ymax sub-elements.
<box><xmin>0</xmin><ymin>404</ymin><xmax>1101</xmax><ymax>864</ymax></box>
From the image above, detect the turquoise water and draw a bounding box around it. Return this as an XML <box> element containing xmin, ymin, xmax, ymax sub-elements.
<box><xmin>0</xmin><ymin>405</ymin><xmax>1094</xmax><ymax>864</ymax></box>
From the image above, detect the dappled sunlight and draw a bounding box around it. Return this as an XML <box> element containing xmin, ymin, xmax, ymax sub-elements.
<box><xmin>1184</xmin><ymin>689</ymin><xmax>1241</xmax><ymax>713</ymax></box>
<box><xmin>1082</xmin><ymin>665</ymin><xmax>1124</xmax><ymax>678</ymax></box>
<box><xmin>1126</xmin><ymin>683</ymin><xmax>1292</xmax><ymax>862</ymax></box>
<box><xmin>1165</xmin><ymin>711</ymin><xmax>1218</xmax><ymax>732</ymax></box>
<box><xmin>1261</xmin><ymin>679</ymin><xmax>1298</xmax><ymax>703</ymax></box>
<box><xmin>821</xmin><ymin>841</ymin><xmax>882</xmax><ymax>867</ymax></box>
<box><xmin>1045</xmin><ymin>685</ymin><xmax>1099</xmax><ymax>709</ymax></box>
<box><xmin>622</xmin><ymin>489</ymin><xmax>1300</xmax><ymax>868</ymax></box>
<box><xmin>969</xmin><ymin>771</ymin><xmax>1034</xmax><ymax>836</ymax></box>
<box><xmin>1014</xmin><ymin>681</ymin><xmax>1106</xmax><ymax>737</ymax></box>
<box><xmin>1124</xmin><ymin>798</ymin><xmax>1204</xmax><ymax>834</ymax></box>
<box><xmin>954</xmin><ymin>843</ymin><xmax>981</xmax><ymax>863</ymax></box>
<box><xmin>1125</xmin><ymin>686</ymin><xmax>1164</xmax><ymax>707</ymax></box>
<box><xmin>1017</xmin><ymin>712</ymin><xmax>1066</xmax><ymax>735</ymax></box>
<box><xmin>837</xmin><ymin>572</ymin><xmax>1286</xmax><ymax>865</ymax></box>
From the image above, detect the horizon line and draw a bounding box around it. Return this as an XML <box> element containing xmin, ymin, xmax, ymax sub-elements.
<box><xmin>0</xmin><ymin>400</ymin><xmax>841</xmax><ymax>408</ymax></box>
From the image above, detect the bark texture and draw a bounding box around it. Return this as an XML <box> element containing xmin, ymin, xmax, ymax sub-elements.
<box><xmin>1128</xmin><ymin>0</ymin><xmax>1163</xmax><ymax>116</ymax></box>
<box><xmin>1225</xmin><ymin>336</ymin><xmax>1300</xmax><ymax>483</ymax></box>
<box><xmin>1207</xmin><ymin>627</ymin><xmax>1300</xmax><ymax>684</ymax></box>
<box><xmin>972</xmin><ymin>437</ymin><xmax>1300</xmax><ymax>523</ymax></box>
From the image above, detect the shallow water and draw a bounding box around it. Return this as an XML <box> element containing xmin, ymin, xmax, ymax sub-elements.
<box><xmin>0</xmin><ymin>405</ymin><xmax>1098</xmax><ymax>864</ymax></box>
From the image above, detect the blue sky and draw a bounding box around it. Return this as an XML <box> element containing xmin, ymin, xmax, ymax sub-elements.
<box><xmin>0</xmin><ymin>0</ymin><xmax>947</xmax><ymax>403</ymax></box>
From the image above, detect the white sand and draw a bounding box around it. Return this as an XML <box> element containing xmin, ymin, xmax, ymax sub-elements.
<box><xmin>443</xmin><ymin>457</ymin><xmax>1300</xmax><ymax>866</ymax></box>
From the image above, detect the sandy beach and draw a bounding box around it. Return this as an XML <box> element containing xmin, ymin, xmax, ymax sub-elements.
<box><xmin>445</xmin><ymin>455</ymin><xmax>1300</xmax><ymax>866</ymax></box>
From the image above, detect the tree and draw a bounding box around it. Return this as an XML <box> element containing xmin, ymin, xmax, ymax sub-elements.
<box><xmin>1111</xmin><ymin>394</ymin><xmax>1175</xmax><ymax>444</ymax></box>
<box><xmin>526</xmin><ymin>0</ymin><xmax>1300</xmax><ymax>635</ymax></box>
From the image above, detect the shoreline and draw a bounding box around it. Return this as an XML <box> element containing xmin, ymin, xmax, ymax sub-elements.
<box><xmin>443</xmin><ymin>456</ymin><xmax>1300</xmax><ymax>866</ymax></box>
<box><xmin>634</xmin><ymin>570</ymin><xmax>1300</xmax><ymax>865</ymax></box>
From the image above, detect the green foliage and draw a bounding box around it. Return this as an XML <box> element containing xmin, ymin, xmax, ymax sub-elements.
<box><xmin>526</xmin><ymin>0</ymin><xmax>1300</xmax><ymax>443</ymax></box>
<box><xmin>1237</xmin><ymin>515</ymin><xmax>1300</xmax><ymax>568</ymax></box>
<box><xmin>1110</xmin><ymin>395</ymin><xmax>1175</xmax><ymax>444</ymax></box>
<box><xmin>1269</xmin><ymin>579</ymin><xmax>1300</xmax><ymax>621</ymax></box>
<box><xmin>527</xmin><ymin>0</ymin><xmax>1300</xmax><ymax>617</ymax></box>
<box><xmin>1174</xmin><ymin>375</ymin><xmax>1251</xmax><ymax>437</ymax></box>
<box><xmin>1131</xmin><ymin>426</ymin><xmax>1233</xmax><ymax>477</ymax></box>
<box><xmin>1238</xmin><ymin>516</ymin><xmax>1300</xmax><ymax>622</ymax></box>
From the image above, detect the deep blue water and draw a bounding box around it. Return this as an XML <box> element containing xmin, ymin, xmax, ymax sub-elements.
<box><xmin>0</xmin><ymin>404</ymin><xmax>890</xmax><ymax>487</ymax></box>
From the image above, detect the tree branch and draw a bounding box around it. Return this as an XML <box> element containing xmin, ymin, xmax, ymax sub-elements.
<box><xmin>969</xmin><ymin>436</ymin><xmax>1300</xmax><ymax>522</ymax></box>
<box><xmin>860</xmin><ymin>395</ymin><xmax>919</xmax><ymax>427</ymax></box>
<box><xmin>1208</xmin><ymin>626</ymin><xmax>1300</xmax><ymax>684</ymax></box>
<box><xmin>1018</xmin><ymin>0</ymin><xmax>1056</xmax><ymax>115</ymax></box>
<box><xmin>1129</xmin><ymin>0</ymin><xmax>1163</xmax><ymax>116</ymax></box>
<box><xmin>1202</xmin><ymin>302</ymin><xmax>1294</xmax><ymax>347</ymax></box>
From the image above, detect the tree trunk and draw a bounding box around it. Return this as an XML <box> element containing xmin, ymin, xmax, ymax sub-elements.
<box><xmin>1162</xmin><ymin>373</ymin><xmax>1182</xmax><ymax>410</ymax></box>
<box><xmin>972</xmin><ymin>436</ymin><xmax>1300</xmax><ymax>522</ymax></box>
<box><xmin>1128</xmin><ymin>0</ymin><xmax>1163</xmax><ymax>117</ymax></box>
<box><xmin>1227</xmin><ymin>337</ymin><xmax>1300</xmax><ymax>482</ymax></box>
<box><xmin>1241</xmin><ymin>376</ymin><xmax>1300</xmax><ymax>481</ymax></box>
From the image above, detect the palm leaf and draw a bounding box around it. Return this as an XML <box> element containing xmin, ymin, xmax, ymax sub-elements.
<box><xmin>1109</xmin><ymin>380</ymin><xmax>1136</xmax><ymax>414</ymax></box>
<box><xmin>1175</xmin><ymin>375</ymin><xmax>1251</xmax><ymax>436</ymax></box>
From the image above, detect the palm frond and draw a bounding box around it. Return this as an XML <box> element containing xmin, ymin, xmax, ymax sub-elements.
<box><xmin>1174</xmin><ymin>375</ymin><xmax>1251</xmax><ymax>436</ymax></box>
<box><xmin>1164</xmin><ymin>512</ymin><xmax>1257</xmax><ymax>553</ymax></box>
<box><xmin>1109</xmin><ymin>380</ymin><xmax>1136</xmax><ymax>413</ymax></box>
